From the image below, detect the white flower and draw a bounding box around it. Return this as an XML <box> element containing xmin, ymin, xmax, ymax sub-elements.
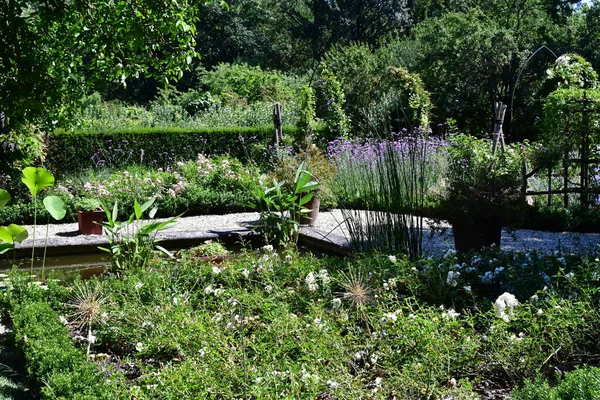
<box><xmin>264</xmin><ymin>285</ymin><xmax>273</xmax><ymax>293</ymax></box>
<box><xmin>173</xmin><ymin>296</ymin><xmax>179</xmax><ymax>305</ymax></box>
<box><xmin>262</xmin><ymin>244</ymin><xmax>274</xmax><ymax>253</ymax></box>
<box><xmin>388</xmin><ymin>255</ymin><xmax>397</xmax><ymax>264</ymax></box>
<box><xmin>564</xmin><ymin>271</ymin><xmax>574</xmax><ymax>279</ymax></box>
<box><xmin>442</xmin><ymin>308</ymin><xmax>460</xmax><ymax>320</ymax></box>
<box><xmin>530</xmin><ymin>294</ymin><xmax>539</xmax><ymax>302</ymax></box>
<box><xmin>537</xmin><ymin>309</ymin><xmax>543</xmax><ymax>316</ymax></box>
<box><xmin>446</xmin><ymin>270</ymin><xmax>460</xmax><ymax>287</ymax></box>
<box><xmin>463</xmin><ymin>285</ymin><xmax>472</xmax><ymax>293</ymax></box>
<box><xmin>204</xmin><ymin>285</ymin><xmax>214</xmax><ymax>295</ymax></box>
<box><xmin>556</xmin><ymin>54</ymin><xmax>571</xmax><ymax>65</ymax></box>
<box><xmin>314</xmin><ymin>317</ymin><xmax>325</xmax><ymax>329</ymax></box>
<box><xmin>494</xmin><ymin>292</ymin><xmax>519</xmax><ymax>322</ymax></box>
<box><xmin>375</xmin><ymin>377</ymin><xmax>383</xmax><ymax>386</ymax></box>
<box><xmin>59</xmin><ymin>315</ymin><xmax>68</xmax><ymax>325</ymax></box>
<box><xmin>135</xmin><ymin>342</ymin><xmax>144</xmax><ymax>352</ymax></box>
<box><xmin>380</xmin><ymin>312</ymin><xmax>398</xmax><ymax>325</ymax></box>
<box><xmin>327</xmin><ymin>380</ymin><xmax>338</xmax><ymax>389</ymax></box>
<box><xmin>332</xmin><ymin>298</ymin><xmax>342</xmax><ymax>312</ymax></box>
<box><xmin>241</xmin><ymin>269</ymin><xmax>250</xmax><ymax>278</ymax></box>
<box><xmin>135</xmin><ymin>282</ymin><xmax>144</xmax><ymax>290</ymax></box>
<box><xmin>305</xmin><ymin>272</ymin><xmax>318</xmax><ymax>291</ymax></box>
<box><xmin>494</xmin><ymin>266</ymin><xmax>505</xmax><ymax>275</ymax></box>
<box><xmin>212</xmin><ymin>266</ymin><xmax>221</xmax><ymax>275</ymax></box>
<box><xmin>317</xmin><ymin>269</ymin><xmax>331</xmax><ymax>284</ymax></box>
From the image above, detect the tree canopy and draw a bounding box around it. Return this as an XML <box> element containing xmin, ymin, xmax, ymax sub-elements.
<box><xmin>4</xmin><ymin>0</ymin><xmax>600</xmax><ymax>141</ymax></box>
<box><xmin>0</xmin><ymin>0</ymin><xmax>214</xmax><ymax>131</ymax></box>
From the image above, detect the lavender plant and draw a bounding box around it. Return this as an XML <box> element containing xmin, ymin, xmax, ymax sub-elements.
<box><xmin>329</xmin><ymin>130</ymin><xmax>447</xmax><ymax>258</ymax></box>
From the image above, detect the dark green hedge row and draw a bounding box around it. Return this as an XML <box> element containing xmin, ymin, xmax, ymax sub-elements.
<box><xmin>6</xmin><ymin>287</ymin><xmax>115</xmax><ymax>399</ymax></box>
<box><xmin>46</xmin><ymin>125</ymin><xmax>324</xmax><ymax>176</ymax></box>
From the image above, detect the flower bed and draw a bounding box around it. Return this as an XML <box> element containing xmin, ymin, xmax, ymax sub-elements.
<box><xmin>2</xmin><ymin>245</ymin><xmax>600</xmax><ymax>398</ymax></box>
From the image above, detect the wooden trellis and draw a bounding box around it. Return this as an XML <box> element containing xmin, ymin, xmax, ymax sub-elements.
<box><xmin>521</xmin><ymin>89</ymin><xmax>600</xmax><ymax>207</ymax></box>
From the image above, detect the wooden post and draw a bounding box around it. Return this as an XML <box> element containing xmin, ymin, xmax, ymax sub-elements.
<box><xmin>580</xmin><ymin>90</ymin><xmax>590</xmax><ymax>208</ymax></box>
<box><xmin>273</xmin><ymin>103</ymin><xmax>283</xmax><ymax>146</ymax></box>
<box><xmin>563</xmin><ymin>150</ymin><xmax>569</xmax><ymax>208</ymax></box>
<box><xmin>492</xmin><ymin>102</ymin><xmax>507</xmax><ymax>156</ymax></box>
<box><xmin>521</xmin><ymin>154</ymin><xmax>527</xmax><ymax>201</ymax></box>
<box><xmin>548</xmin><ymin>166</ymin><xmax>552</xmax><ymax>206</ymax></box>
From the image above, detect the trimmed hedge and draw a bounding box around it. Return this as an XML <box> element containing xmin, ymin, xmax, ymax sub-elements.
<box><xmin>10</xmin><ymin>300</ymin><xmax>115</xmax><ymax>399</ymax></box>
<box><xmin>46</xmin><ymin>125</ymin><xmax>325</xmax><ymax>176</ymax></box>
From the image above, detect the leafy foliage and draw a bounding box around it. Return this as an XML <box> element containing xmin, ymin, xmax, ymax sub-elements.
<box><xmin>319</xmin><ymin>43</ymin><xmax>432</xmax><ymax>136</ymax></box>
<box><xmin>443</xmin><ymin>134</ymin><xmax>525</xmax><ymax>226</ymax></box>
<box><xmin>0</xmin><ymin>0</ymin><xmax>208</xmax><ymax>131</ymax></box>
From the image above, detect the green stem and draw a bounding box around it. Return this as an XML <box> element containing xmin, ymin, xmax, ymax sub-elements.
<box><xmin>30</xmin><ymin>196</ymin><xmax>37</xmax><ymax>276</ymax></box>
<box><xmin>42</xmin><ymin>218</ymin><xmax>49</xmax><ymax>282</ymax></box>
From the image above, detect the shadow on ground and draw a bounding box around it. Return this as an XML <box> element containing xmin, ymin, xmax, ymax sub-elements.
<box><xmin>0</xmin><ymin>334</ymin><xmax>28</xmax><ymax>400</ymax></box>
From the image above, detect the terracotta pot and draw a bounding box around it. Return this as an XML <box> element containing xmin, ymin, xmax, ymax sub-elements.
<box><xmin>452</xmin><ymin>218</ymin><xmax>502</xmax><ymax>253</ymax></box>
<box><xmin>300</xmin><ymin>196</ymin><xmax>320</xmax><ymax>226</ymax></box>
<box><xmin>77</xmin><ymin>210</ymin><xmax>104</xmax><ymax>235</ymax></box>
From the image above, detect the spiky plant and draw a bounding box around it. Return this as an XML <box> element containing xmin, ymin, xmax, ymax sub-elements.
<box><xmin>336</xmin><ymin>267</ymin><xmax>373</xmax><ymax>332</ymax></box>
<box><xmin>68</xmin><ymin>281</ymin><xmax>108</xmax><ymax>355</ymax></box>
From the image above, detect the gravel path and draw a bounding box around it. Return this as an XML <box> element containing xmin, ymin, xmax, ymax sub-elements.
<box><xmin>13</xmin><ymin>210</ymin><xmax>600</xmax><ymax>256</ymax></box>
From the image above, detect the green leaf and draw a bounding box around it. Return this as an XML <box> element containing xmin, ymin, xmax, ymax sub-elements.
<box><xmin>298</xmin><ymin>193</ymin><xmax>314</xmax><ymax>206</ymax></box>
<box><xmin>0</xmin><ymin>189</ymin><xmax>10</xmax><ymax>208</ymax></box>
<box><xmin>21</xmin><ymin>167</ymin><xmax>55</xmax><ymax>197</ymax></box>
<box><xmin>134</xmin><ymin>199</ymin><xmax>142</xmax><ymax>220</ymax></box>
<box><xmin>295</xmin><ymin>180</ymin><xmax>320</xmax><ymax>194</ymax></box>
<box><xmin>43</xmin><ymin>196</ymin><xmax>66</xmax><ymax>220</ymax></box>
<box><xmin>0</xmin><ymin>242</ymin><xmax>13</xmax><ymax>255</ymax></box>
<box><xmin>0</xmin><ymin>224</ymin><xmax>29</xmax><ymax>244</ymax></box>
<box><xmin>155</xmin><ymin>245</ymin><xmax>174</xmax><ymax>258</ymax></box>
<box><xmin>140</xmin><ymin>198</ymin><xmax>155</xmax><ymax>213</ymax></box>
<box><xmin>112</xmin><ymin>201</ymin><xmax>119</xmax><ymax>222</ymax></box>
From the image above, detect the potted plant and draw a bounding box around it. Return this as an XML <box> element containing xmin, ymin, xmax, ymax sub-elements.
<box><xmin>251</xmin><ymin>162</ymin><xmax>320</xmax><ymax>245</ymax></box>
<box><xmin>441</xmin><ymin>134</ymin><xmax>525</xmax><ymax>253</ymax></box>
<box><xmin>273</xmin><ymin>144</ymin><xmax>336</xmax><ymax>226</ymax></box>
<box><xmin>75</xmin><ymin>198</ymin><xmax>104</xmax><ymax>235</ymax></box>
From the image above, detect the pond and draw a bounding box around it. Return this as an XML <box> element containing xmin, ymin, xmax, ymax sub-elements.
<box><xmin>0</xmin><ymin>232</ymin><xmax>348</xmax><ymax>285</ymax></box>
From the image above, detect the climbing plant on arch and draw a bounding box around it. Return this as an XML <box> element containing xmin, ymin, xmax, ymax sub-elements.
<box><xmin>541</xmin><ymin>54</ymin><xmax>600</xmax><ymax>207</ymax></box>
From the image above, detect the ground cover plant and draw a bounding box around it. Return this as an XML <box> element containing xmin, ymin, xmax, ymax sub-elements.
<box><xmin>2</xmin><ymin>242</ymin><xmax>600</xmax><ymax>399</ymax></box>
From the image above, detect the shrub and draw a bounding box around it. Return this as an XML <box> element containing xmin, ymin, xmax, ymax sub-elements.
<box><xmin>442</xmin><ymin>133</ymin><xmax>525</xmax><ymax>228</ymax></box>
<box><xmin>513</xmin><ymin>367</ymin><xmax>600</xmax><ymax>400</ymax></box>
<box><xmin>201</xmin><ymin>63</ymin><xmax>304</xmax><ymax>105</ymax></box>
<box><xmin>4</xmin><ymin>280</ymin><xmax>113</xmax><ymax>399</ymax></box>
<box><xmin>46</xmin><ymin>125</ymin><xmax>327</xmax><ymax>176</ymax></box>
<box><xmin>318</xmin><ymin>43</ymin><xmax>431</xmax><ymax>137</ymax></box>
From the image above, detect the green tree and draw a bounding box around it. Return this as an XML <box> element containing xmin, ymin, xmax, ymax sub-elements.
<box><xmin>0</xmin><ymin>0</ymin><xmax>220</xmax><ymax>132</ymax></box>
<box><xmin>410</xmin><ymin>0</ymin><xmax>578</xmax><ymax>139</ymax></box>
<box><xmin>319</xmin><ymin>43</ymin><xmax>431</xmax><ymax>136</ymax></box>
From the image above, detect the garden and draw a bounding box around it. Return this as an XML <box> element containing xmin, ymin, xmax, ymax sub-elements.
<box><xmin>3</xmin><ymin>1</ymin><xmax>600</xmax><ymax>399</ymax></box>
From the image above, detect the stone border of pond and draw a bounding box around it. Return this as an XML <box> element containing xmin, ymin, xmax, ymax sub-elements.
<box><xmin>5</xmin><ymin>210</ymin><xmax>600</xmax><ymax>261</ymax></box>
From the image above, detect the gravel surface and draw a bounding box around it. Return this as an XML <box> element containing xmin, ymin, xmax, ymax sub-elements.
<box><xmin>14</xmin><ymin>210</ymin><xmax>600</xmax><ymax>255</ymax></box>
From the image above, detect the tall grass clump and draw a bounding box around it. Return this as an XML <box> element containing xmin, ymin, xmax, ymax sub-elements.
<box><xmin>328</xmin><ymin>130</ymin><xmax>447</xmax><ymax>258</ymax></box>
